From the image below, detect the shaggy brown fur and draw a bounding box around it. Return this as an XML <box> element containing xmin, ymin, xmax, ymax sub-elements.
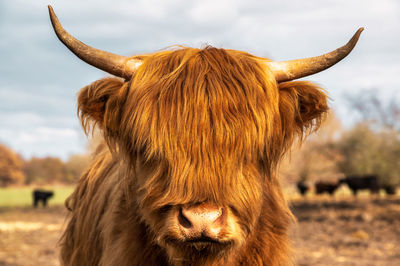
<box><xmin>60</xmin><ymin>46</ymin><xmax>328</xmax><ymax>266</ymax></box>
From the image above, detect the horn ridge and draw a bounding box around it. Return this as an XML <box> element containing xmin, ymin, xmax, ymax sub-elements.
<box><xmin>266</xmin><ymin>28</ymin><xmax>364</xmax><ymax>83</ymax></box>
<box><xmin>48</xmin><ymin>5</ymin><xmax>139</xmax><ymax>79</ymax></box>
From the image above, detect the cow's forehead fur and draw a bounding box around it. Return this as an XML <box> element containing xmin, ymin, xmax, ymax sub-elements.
<box><xmin>113</xmin><ymin>47</ymin><xmax>286</xmax><ymax>204</ymax></box>
<box><xmin>126</xmin><ymin>47</ymin><xmax>280</xmax><ymax>160</ymax></box>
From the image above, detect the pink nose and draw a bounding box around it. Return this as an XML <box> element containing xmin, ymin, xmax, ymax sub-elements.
<box><xmin>178</xmin><ymin>203</ymin><xmax>226</xmax><ymax>238</ymax></box>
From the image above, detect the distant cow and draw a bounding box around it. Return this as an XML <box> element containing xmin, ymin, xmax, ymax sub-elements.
<box><xmin>33</xmin><ymin>189</ymin><xmax>54</xmax><ymax>207</ymax></box>
<box><xmin>315</xmin><ymin>181</ymin><xmax>340</xmax><ymax>195</ymax></box>
<box><xmin>297</xmin><ymin>181</ymin><xmax>309</xmax><ymax>196</ymax></box>
<box><xmin>382</xmin><ymin>185</ymin><xmax>397</xmax><ymax>195</ymax></box>
<box><xmin>339</xmin><ymin>175</ymin><xmax>380</xmax><ymax>195</ymax></box>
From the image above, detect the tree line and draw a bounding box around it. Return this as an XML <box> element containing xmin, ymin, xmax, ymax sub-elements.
<box><xmin>0</xmin><ymin>144</ymin><xmax>90</xmax><ymax>186</ymax></box>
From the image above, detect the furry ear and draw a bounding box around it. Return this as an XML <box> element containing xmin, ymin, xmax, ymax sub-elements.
<box><xmin>77</xmin><ymin>77</ymin><xmax>126</xmax><ymax>134</ymax></box>
<box><xmin>278</xmin><ymin>81</ymin><xmax>328</xmax><ymax>138</ymax></box>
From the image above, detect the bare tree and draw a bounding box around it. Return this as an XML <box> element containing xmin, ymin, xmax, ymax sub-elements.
<box><xmin>347</xmin><ymin>89</ymin><xmax>400</xmax><ymax>131</ymax></box>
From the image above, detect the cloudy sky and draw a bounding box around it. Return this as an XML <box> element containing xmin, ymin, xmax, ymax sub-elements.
<box><xmin>1</xmin><ymin>0</ymin><xmax>399</xmax><ymax>160</ymax></box>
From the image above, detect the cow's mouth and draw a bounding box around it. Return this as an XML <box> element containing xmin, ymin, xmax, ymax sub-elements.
<box><xmin>185</xmin><ymin>235</ymin><xmax>231</xmax><ymax>251</ymax></box>
<box><xmin>165</xmin><ymin>235</ymin><xmax>234</xmax><ymax>254</ymax></box>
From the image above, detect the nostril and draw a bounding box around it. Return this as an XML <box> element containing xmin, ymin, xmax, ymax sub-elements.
<box><xmin>178</xmin><ymin>207</ymin><xmax>192</xmax><ymax>228</ymax></box>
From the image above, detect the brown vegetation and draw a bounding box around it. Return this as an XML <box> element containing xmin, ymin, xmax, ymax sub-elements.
<box><xmin>24</xmin><ymin>157</ymin><xmax>65</xmax><ymax>185</ymax></box>
<box><xmin>0</xmin><ymin>143</ymin><xmax>90</xmax><ymax>186</ymax></box>
<box><xmin>0</xmin><ymin>144</ymin><xmax>25</xmax><ymax>187</ymax></box>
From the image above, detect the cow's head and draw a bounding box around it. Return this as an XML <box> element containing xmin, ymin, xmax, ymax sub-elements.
<box><xmin>49</xmin><ymin>6</ymin><xmax>362</xmax><ymax>264</ymax></box>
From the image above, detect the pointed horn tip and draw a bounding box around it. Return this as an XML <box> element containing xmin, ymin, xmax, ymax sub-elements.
<box><xmin>48</xmin><ymin>5</ymin><xmax>58</xmax><ymax>26</ymax></box>
<box><xmin>353</xmin><ymin>27</ymin><xmax>364</xmax><ymax>40</ymax></box>
<box><xmin>48</xmin><ymin>5</ymin><xmax>54</xmax><ymax>14</ymax></box>
<box><xmin>345</xmin><ymin>27</ymin><xmax>364</xmax><ymax>50</ymax></box>
<box><xmin>355</xmin><ymin>27</ymin><xmax>364</xmax><ymax>37</ymax></box>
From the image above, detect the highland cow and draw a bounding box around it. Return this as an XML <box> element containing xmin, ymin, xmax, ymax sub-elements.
<box><xmin>48</xmin><ymin>6</ymin><xmax>362</xmax><ymax>266</ymax></box>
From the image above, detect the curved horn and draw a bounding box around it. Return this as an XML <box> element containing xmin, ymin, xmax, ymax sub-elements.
<box><xmin>48</xmin><ymin>5</ymin><xmax>140</xmax><ymax>79</ymax></box>
<box><xmin>265</xmin><ymin>28</ymin><xmax>364</xmax><ymax>83</ymax></box>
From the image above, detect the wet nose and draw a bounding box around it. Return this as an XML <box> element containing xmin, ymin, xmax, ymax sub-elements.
<box><xmin>178</xmin><ymin>203</ymin><xmax>226</xmax><ymax>237</ymax></box>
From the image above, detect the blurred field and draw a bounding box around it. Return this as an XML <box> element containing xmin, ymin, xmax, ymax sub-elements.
<box><xmin>0</xmin><ymin>206</ymin><xmax>67</xmax><ymax>266</ymax></box>
<box><xmin>0</xmin><ymin>187</ymin><xmax>74</xmax><ymax>207</ymax></box>
<box><xmin>0</xmin><ymin>188</ymin><xmax>399</xmax><ymax>265</ymax></box>
<box><xmin>291</xmin><ymin>196</ymin><xmax>400</xmax><ymax>266</ymax></box>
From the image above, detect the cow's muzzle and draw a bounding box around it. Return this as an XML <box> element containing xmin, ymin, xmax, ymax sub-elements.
<box><xmin>178</xmin><ymin>203</ymin><xmax>226</xmax><ymax>239</ymax></box>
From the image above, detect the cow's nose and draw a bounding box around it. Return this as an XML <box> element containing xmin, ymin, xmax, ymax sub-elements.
<box><xmin>178</xmin><ymin>204</ymin><xmax>226</xmax><ymax>237</ymax></box>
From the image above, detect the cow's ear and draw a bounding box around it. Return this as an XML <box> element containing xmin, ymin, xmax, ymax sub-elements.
<box><xmin>278</xmin><ymin>81</ymin><xmax>328</xmax><ymax>137</ymax></box>
<box><xmin>77</xmin><ymin>77</ymin><xmax>126</xmax><ymax>134</ymax></box>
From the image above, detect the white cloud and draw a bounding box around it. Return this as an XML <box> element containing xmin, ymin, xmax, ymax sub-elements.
<box><xmin>17</xmin><ymin>127</ymin><xmax>78</xmax><ymax>144</ymax></box>
<box><xmin>189</xmin><ymin>0</ymin><xmax>239</xmax><ymax>24</ymax></box>
<box><xmin>0</xmin><ymin>126</ymin><xmax>86</xmax><ymax>160</ymax></box>
<box><xmin>0</xmin><ymin>112</ymin><xmax>44</xmax><ymax>127</ymax></box>
<box><xmin>0</xmin><ymin>110</ymin><xmax>85</xmax><ymax>159</ymax></box>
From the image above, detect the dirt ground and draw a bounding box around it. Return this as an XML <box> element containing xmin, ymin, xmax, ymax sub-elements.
<box><xmin>0</xmin><ymin>206</ymin><xmax>66</xmax><ymax>266</ymax></box>
<box><xmin>291</xmin><ymin>196</ymin><xmax>400</xmax><ymax>266</ymax></box>
<box><xmin>0</xmin><ymin>197</ymin><xmax>399</xmax><ymax>266</ymax></box>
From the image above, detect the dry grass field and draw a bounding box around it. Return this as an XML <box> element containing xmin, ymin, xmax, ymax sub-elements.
<box><xmin>0</xmin><ymin>191</ymin><xmax>399</xmax><ymax>266</ymax></box>
<box><xmin>291</xmin><ymin>197</ymin><xmax>400</xmax><ymax>266</ymax></box>
<box><xmin>0</xmin><ymin>206</ymin><xmax>66</xmax><ymax>266</ymax></box>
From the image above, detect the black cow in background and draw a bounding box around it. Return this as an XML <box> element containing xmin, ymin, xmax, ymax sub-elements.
<box><xmin>382</xmin><ymin>185</ymin><xmax>397</xmax><ymax>195</ymax></box>
<box><xmin>315</xmin><ymin>181</ymin><xmax>340</xmax><ymax>195</ymax></box>
<box><xmin>339</xmin><ymin>175</ymin><xmax>380</xmax><ymax>195</ymax></box>
<box><xmin>296</xmin><ymin>181</ymin><xmax>310</xmax><ymax>196</ymax></box>
<box><xmin>33</xmin><ymin>189</ymin><xmax>54</xmax><ymax>207</ymax></box>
